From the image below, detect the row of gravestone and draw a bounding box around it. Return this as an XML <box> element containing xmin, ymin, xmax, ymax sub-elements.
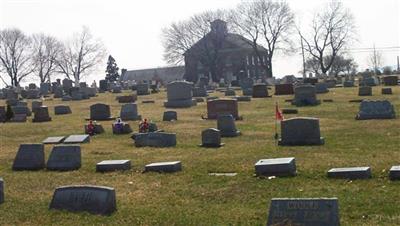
<box><xmin>0</xmin><ymin>104</ymin><xmax>72</xmax><ymax>123</ymax></box>
<box><xmin>255</xmin><ymin>157</ymin><xmax>400</xmax><ymax>180</ymax></box>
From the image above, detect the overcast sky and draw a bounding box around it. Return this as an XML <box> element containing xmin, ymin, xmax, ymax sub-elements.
<box><xmin>0</xmin><ymin>0</ymin><xmax>399</xmax><ymax>85</ymax></box>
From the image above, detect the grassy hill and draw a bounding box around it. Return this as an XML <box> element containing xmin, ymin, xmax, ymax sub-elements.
<box><xmin>0</xmin><ymin>84</ymin><xmax>399</xmax><ymax>225</ymax></box>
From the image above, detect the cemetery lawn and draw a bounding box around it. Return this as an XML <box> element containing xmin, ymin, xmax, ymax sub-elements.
<box><xmin>1</xmin><ymin>85</ymin><xmax>400</xmax><ymax>226</ymax></box>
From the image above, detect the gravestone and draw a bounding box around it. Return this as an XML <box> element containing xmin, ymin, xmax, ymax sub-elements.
<box><xmin>164</xmin><ymin>81</ymin><xmax>196</xmax><ymax>108</ymax></box>
<box><xmin>96</xmin><ymin>160</ymin><xmax>131</xmax><ymax>172</ymax></box>
<box><xmin>134</xmin><ymin>132</ymin><xmax>176</xmax><ymax>147</ymax></box>
<box><xmin>63</xmin><ymin>135</ymin><xmax>90</xmax><ymax>144</ymax></box>
<box><xmin>389</xmin><ymin>166</ymin><xmax>400</xmax><ymax>180</ymax></box>
<box><xmin>70</xmin><ymin>88</ymin><xmax>83</xmax><ymax>101</ymax></box>
<box><xmin>62</xmin><ymin>95</ymin><xmax>72</xmax><ymax>101</ymax></box>
<box><xmin>33</xmin><ymin>106</ymin><xmax>52</xmax><ymax>122</ymax></box>
<box><xmin>192</xmin><ymin>87</ymin><xmax>208</xmax><ymax>97</ymax></box>
<box><xmin>89</xmin><ymin>103</ymin><xmax>113</xmax><ymax>120</ymax></box>
<box><xmin>303</xmin><ymin>77</ymin><xmax>318</xmax><ymax>85</ymax></box>
<box><xmin>40</xmin><ymin>83</ymin><xmax>51</xmax><ymax>95</ymax></box>
<box><xmin>117</xmin><ymin>95</ymin><xmax>137</xmax><ymax>103</ymax></box>
<box><xmin>0</xmin><ymin>178</ymin><xmax>3</xmax><ymax>204</ymax></box>
<box><xmin>240</xmin><ymin>77</ymin><xmax>253</xmax><ymax>96</ymax></box>
<box><xmin>381</xmin><ymin>88</ymin><xmax>392</xmax><ymax>95</ymax></box>
<box><xmin>255</xmin><ymin>157</ymin><xmax>296</xmax><ymax>177</ymax></box>
<box><xmin>327</xmin><ymin>167</ymin><xmax>372</xmax><ymax>179</ymax></box>
<box><xmin>136</xmin><ymin>83</ymin><xmax>150</xmax><ymax>95</ymax></box>
<box><xmin>29</xmin><ymin>83</ymin><xmax>37</xmax><ymax>89</ymax></box>
<box><xmin>224</xmin><ymin>89</ymin><xmax>236</xmax><ymax>96</ymax></box>
<box><xmin>292</xmin><ymin>85</ymin><xmax>320</xmax><ymax>106</ymax></box>
<box><xmin>42</xmin><ymin>136</ymin><xmax>66</xmax><ymax>144</ymax></box>
<box><xmin>10</xmin><ymin>114</ymin><xmax>27</xmax><ymax>122</ymax></box>
<box><xmin>112</xmin><ymin>86</ymin><xmax>122</xmax><ymax>93</ymax></box>
<box><xmin>279</xmin><ymin>117</ymin><xmax>324</xmax><ymax>145</ymax></box>
<box><xmin>12</xmin><ymin>105</ymin><xmax>31</xmax><ymax>117</ymax></box>
<box><xmin>282</xmin><ymin>109</ymin><xmax>298</xmax><ymax>114</ymax></box>
<box><xmin>315</xmin><ymin>83</ymin><xmax>329</xmax><ymax>93</ymax></box>
<box><xmin>54</xmin><ymin>105</ymin><xmax>72</xmax><ymax>115</ymax></box>
<box><xmin>62</xmin><ymin>79</ymin><xmax>73</xmax><ymax>93</ymax></box>
<box><xmin>274</xmin><ymin>84</ymin><xmax>294</xmax><ymax>95</ymax></box>
<box><xmin>12</xmin><ymin>144</ymin><xmax>45</xmax><ymax>170</ymax></box>
<box><xmin>382</xmin><ymin>75</ymin><xmax>398</xmax><ymax>86</ymax></box>
<box><xmin>267</xmin><ymin>198</ymin><xmax>339</xmax><ymax>226</ymax></box>
<box><xmin>112</xmin><ymin>122</ymin><xmax>132</xmax><ymax>134</ymax></box>
<box><xmin>99</xmin><ymin>80</ymin><xmax>108</xmax><ymax>92</ymax></box>
<box><xmin>53</xmin><ymin>87</ymin><xmax>64</xmax><ymax>98</ymax></box>
<box><xmin>343</xmin><ymin>80</ymin><xmax>355</xmax><ymax>87</ymax></box>
<box><xmin>234</xmin><ymin>96</ymin><xmax>251</xmax><ymax>102</ymax></box>
<box><xmin>49</xmin><ymin>185</ymin><xmax>116</xmax><ymax>215</ymax></box>
<box><xmin>31</xmin><ymin>101</ymin><xmax>42</xmax><ymax>112</ymax></box>
<box><xmin>358</xmin><ymin>86</ymin><xmax>372</xmax><ymax>96</ymax></box>
<box><xmin>163</xmin><ymin>111</ymin><xmax>177</xmax><ymax>121</ymax></box>
<box><xmin>27</xmin><ymin>89</ymin><xmax>40</xmax><ymax>99</ymax></box>
<box><xmin>0</xmin><ymin>106</ymin><xmax>5</xmax><ymax>122</ymax></box>
<box><xmin>120</xmin><ymin>103</ymin><xmax>141</xmax><ymax>121</ymax></box>
<box><xmin>46</xmin><ymin>145</ymin><xmax>81</xmax><ymax>171</ymax></box>
<box><xmin>144</xmin><ymin>161</ymin><xmax>182</xmax><ymax>173</ymax></box>
<box><xmin>217</xmin><ymin>114</ymin><xmax>241</xmax><ymax>137</ymax></box>
<box><xmin>355</xmin><ymin>100</ymin><xmax>396</xmax><ymax>120</ymax></box>
<box><xmin>207</xmin><ymin>99</ymin><xmax>240</xmax><ymax>120</ymax></box>
<box><xmin>199</xmin><ymin>128</ymin><xmax>224</xmax><ymax>147</ymax></box>
<box><xmin>252</xmin><ymin>84</ymin><xmax>270</xmax><ymax>98</ymax></box>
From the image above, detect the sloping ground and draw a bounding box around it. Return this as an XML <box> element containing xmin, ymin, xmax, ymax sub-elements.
<box><xmin>0</xmin><ymin>85</ymin><xmax>399</xmax><ymax>225</ymax></box>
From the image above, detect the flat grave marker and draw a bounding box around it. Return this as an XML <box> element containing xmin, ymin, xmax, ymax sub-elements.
<box><xmin>96</xmin><ymin>160</ymin><xmax>131</xmax><ymax>172</ymax></box>
<box><xmin>42</xmin><ymin>136</ymin><xmax>66</xmax><ymax>144</ymax></box>
<box><xmin>255</xmin><ymin>157</ymin><xmax>296</xmax><ymax>177</ymax></box>
<box><xmin>144</xmin><ymin>161</ymin><xmax>182</xmax><ymax>173</ymax></box>
<box><xmin>327</xmin><ymin>167</ymin><xmax>372</xmax><ymax>179</ymax></box>
<box><xmin>63</xmin><ymin>135</ymin><xmax>90</xmax><ymax>144</ymax></box>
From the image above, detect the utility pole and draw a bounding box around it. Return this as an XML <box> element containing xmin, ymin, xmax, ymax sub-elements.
<box><xmin>373</xmin><ymin>44</ymin><xmax>377</xmax><ymax>75</ymax></box>
<box><xmin>300</xmin><ymin>35</ymin><xmax>306</xmax><ymax>78</ymax></box>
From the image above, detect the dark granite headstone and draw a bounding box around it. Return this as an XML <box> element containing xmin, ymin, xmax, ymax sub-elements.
<box><xmin>96</xmin><ymin>160</ymin><xmax>131</xmax><ymax>172</ymax></box>
<box><xmin>382</xmin><ymin>76</ymin><xmax>398</xmax><ymax>86</ymax></box>
<box><xmin>136</xmin><ymin>83</ymin><xmax>150</xmax><ymax>95</ymax></box>
<box><xmin>89</xmin><ymin>103</ymin><xmax>113</xmax><ymax>120</ymax></box>
<box><xmin>292</xmin><ymin>85</ymin><xmax>320</xmax><ymax>106</ymax></box>
<box><xmin>31</xmin><ymin>101</ymin><xmax>42</xmax><ymax>112</ymax></box>
<box><xmin>163</xmin><ymin>111</ymin><xmax>177</xmax><ymax>121</ymax></box>
<box><xmin>267</xmin><ymin>198</ymin><xmax>339</xmax><ymax>226</ymax></box>
<box><xmin>134</xmin><ymin>132</ymin><xmax>176</xmax><ymax>147</ymax></box>
<box><xmin>12</xmin><ymin>144</ymin><xmax>45</xmax><ymax>170</ymax></box>
<box><xmin>46</xmin><ymin>145</ymin><xmax>81</xmax><ymax>171</ymax></box>
<box><xmin>327</xmin><ymin>167</ymin><xmax>371</xmax><ymax>179</ymax></box>
<box><xmin>355</xmin><ymin>100</ymin><xmax>396</xmax><ymax>120</ymax></box>
<box><xmin>381</xmin><ymin>88</ymin><xmax>392</xmax><ymax>95</ymax></box>
<box><xmin>389</xmin><ymin>166</ymin><xmax>400</xmax><ymax>180</ymax></box>
<box><xmin>117</xmin><ymin>95</ymin><xmax>137</xmax><ymax>103</ymax></box>
<box><xmin>358</xmin><ymin>86</ymin><xmax>372</xmax><ymax>96</ymax></box>
<box><xmin>120</xmin><ymin>103</ymin><xmax>141</xmax><ymax>121</ymax></box>
<box><xmin>33</xmin><ymin>106</ymin><xmax>52</xmax><ymax>122</ymax></box>
<box><xmin>217</xmin><ymin>114</ymin><xmax>241</xmax><ymax>137</ymax></box>
<box><xmin>54</xmin><ymin>105</ymin><xmax>72</xmax><ymax>115</ymax></box>
<box><xmin>63</xmin><ymin>135</ymin><xmax>90</xmax><ymax>144</ymax></box>
<box><xmin>144</xmin><ymin>161</ymin><xmax>182</xmax><ymax>173</ymax></box>
<box><xmin>255</xmin><ymin>157</ymin><xmax>296</xmax><ymax>177</ymax></box>
<box><xmin>12</xmin><ymin>105</ymin><xmax>31</xmax><ymax>117</ymax></box>
<box><xmin>252</xmin><ymin>84</ymin><xmax>270</xmax><ymax>98</ymax></box>
<box><xmin>200</xmin><ymin>128</ymin><xmax>224</xmax><ymax>147</ymax></box>
<box><xmin>10</xmin><ymin>114</ymin><xmax>27</xmax><ymax>123</ymax></box>
<box><xmin>279</xmin><ymin>117</ymin><xmax>324</xmax><ymax>145</ymax></box>
<box><xmin>207</xmin><ymin>99</ymin><xmax>240</xmax><ymax>120</ymax></box>
<box><xmin>274</xmin><ymin>83</ymin><xmax>294</xmax><ymax>95</ymax></box>
<box><xmin>49</xmin><ymin>185</ymin><xmax>116</xmax><ymax>215</ymax></box>
<box><xmin>164</xmin><ymin>81</ymin><xmax>195</xmax><ymax>108</ymax></box>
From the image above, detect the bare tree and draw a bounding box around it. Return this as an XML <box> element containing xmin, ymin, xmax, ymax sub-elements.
<box><xmin>298</xmin><ymin>1</ymin><xmax>356</xmax><ymax>75</ymax></box>
<box><xmin>367</xmin><ymin>50</ymin><xmax>384</xmax><ymax>74</ymax></box>
<box><xmin>57</xmin><ymin>27</ymin><xmax>106</xmax><ymax>85</ymax></box>
<box><xmin>32</xmin><ymin>33</ymin><xmax>62</xmax><ymax>83</ymax></box>
<box><xmin>161</xmin><ymin>10</ymin><xmax>228</xmax><ymax>65</ymax></box>
<box><xmin>0</xmin><ymin>28</ymin><xmax>35</xmax><ymax>87</ymax></box>
<box><xmin>230</xmin><ymin>0</ymin><xmax>295</xmax><ymax>78</ymax></box>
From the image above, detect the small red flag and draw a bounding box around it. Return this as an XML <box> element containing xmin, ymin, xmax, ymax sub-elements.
<box><xmin>275</xmin><ymin>102</ymin><xmax>284</xmax><ymax>121</ymax></box>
